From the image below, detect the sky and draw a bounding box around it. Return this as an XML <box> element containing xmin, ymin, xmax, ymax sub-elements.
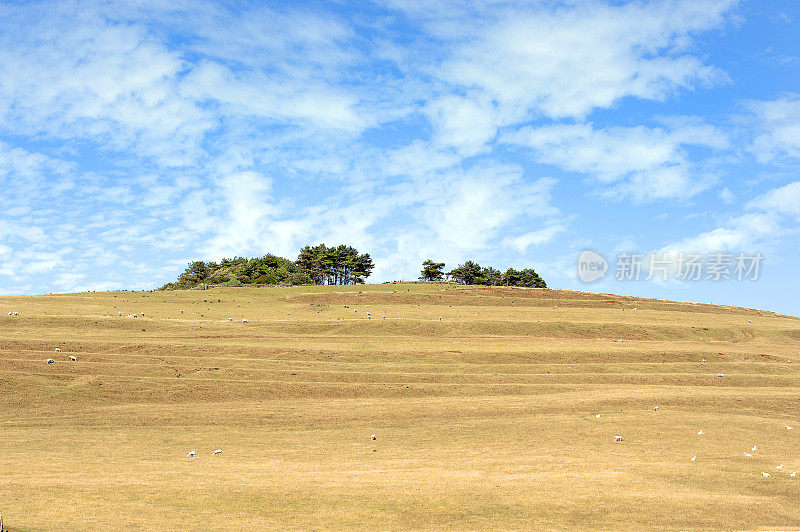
<box><xmin>0</xmin><ymin>0</ymin><xmax>799</xmax><ymax>315</ymax></box>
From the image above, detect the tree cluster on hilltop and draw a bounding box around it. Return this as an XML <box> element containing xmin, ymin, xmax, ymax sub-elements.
<box><xmin>420</xmin><ymin>259</ymin><xmax>547</xmax><ymax>288</ymax></box>
<box><xmin>160</xmin><ymin>244</ymin><xmax>374</xmax><ymax>289</ymax></box>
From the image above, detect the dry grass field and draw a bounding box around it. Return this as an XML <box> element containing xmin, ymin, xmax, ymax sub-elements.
<box><xmin>1</xmin><ymin>283</ymin><xmax>799</xmax><ymax>530</ymax></box>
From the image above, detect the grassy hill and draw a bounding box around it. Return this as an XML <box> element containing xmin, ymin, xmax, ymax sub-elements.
<box><xmin>1</xmin><ymin>284</ymin><xmax>799</xmax><ymax>529</ymax></box>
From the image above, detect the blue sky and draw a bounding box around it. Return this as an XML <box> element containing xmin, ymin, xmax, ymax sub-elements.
<box><xmin>0</xmin><ymin>0</ymin><xmax>799</xmax><ymax>315</ymax></box>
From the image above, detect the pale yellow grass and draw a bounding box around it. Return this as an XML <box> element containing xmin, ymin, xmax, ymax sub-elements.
<box><xmin>0</xmin><ymin>284</ymin><xmax>799</xmax><ymax>530</ymax></box>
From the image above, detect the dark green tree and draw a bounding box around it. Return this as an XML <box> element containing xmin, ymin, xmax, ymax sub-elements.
<box><xmin>447</xmin><ymin>260</ymin><xmax>482</xmax><ymax>284</ymax></box>
<box><xmin>419</xmin><ymin>260</ymin><xmax>446</xmax><ymax>281</ymax></box>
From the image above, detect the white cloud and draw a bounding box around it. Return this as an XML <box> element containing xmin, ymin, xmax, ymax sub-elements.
<box><xmin>660</xmin><ymin>181</ymin><xmax>800</xmax><ymax>256</ymax></box>
<box><xmin>504</xmin><ymin>224</ymin><xmax>567</xmax><ymax>252</ymax></box>
<box><xmin>747</xmin><ymin>181</ymin><xmax>800</xmax><ymax>219</ymax></box>
<box><xmin>505</xmin><ymin>122</ymin><xmax>727</xmax><ymax>201</ymax></box>
<box><xmin>748</xmin><ymin>94</ymin><xmax>800</xmax><ymax>162</ymax></box>
<box><xmin>408</xmin><ymin>0</ymin><xmax>734</xmax><ymax>155</ymax></box>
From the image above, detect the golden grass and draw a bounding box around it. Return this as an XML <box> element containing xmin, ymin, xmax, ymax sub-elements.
<box><xmin>1</xmin><ymin>284</ymin><xmax>798</xmax><ymax>530</ymax></box>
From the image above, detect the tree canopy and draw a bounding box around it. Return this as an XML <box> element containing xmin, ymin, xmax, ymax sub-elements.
<box><xmin>419</xmin><ymin>259</ymin><xmax>446</xmax><ymax>281</ymax></box>
<box><xmin>160</xmin><ymin>244</ymin><xmax>373</xmax><ymax>289</ymax></box>
<box><xmin>435</xmin><ymin>260</ymin><xmax>547</xmax><ymax>288</ymax></box>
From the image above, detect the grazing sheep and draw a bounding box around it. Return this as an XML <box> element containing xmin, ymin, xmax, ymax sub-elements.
<box><xmin>46</xmin><ymin>359</ymin><xmax>54</xmax><ymax>364</ymax></box>
<box><xmin>717</xmin><ymin>373</ymin><xmax>724</xmax><ymax>378</ymax></box>
<box><xmin>6</xmin><ymin>312</ymin><xmax>11</xmax><ymax>315</ymax></box>
<box><xmin>228</xmin><ymin>317</ymin><xmax>233</xmax><ymax>321</ymax></box>
<box><xmin>343</xmin><ymin>305</ymin><xmax>348</xmax><ymax>308</ymax></box>
<box><xmin>438</xmin><ymin>316</ymin><xmax>442</xmax><ymax>321</ymax></box>
<box><xmin>365</xmin><ymin>305</ymin><xmax>370</xmax><ymax>308</ymax></box>
<box><xmin>751</xmin><ymin>445</ymin><xmax>757</xmax><ymax>451</ymax></box>
<box><xmin>187</xmin><ymin>451</ymin><xmax>196</xmax><ymax>458</ymax></box>
<box><xmin>701</xmin><ymin>359</ymin><xmax>707</xmax><ymax>363</ymax></box>
<box><xmin>777</xmin><ymin>465</ymin><xmax>783</xmax><ymax>470</ymax></box>
<box><xmin>382</xmin><ymin>316</ymin><xmax>386</xmax><ymax>319</ymax></box>
<box><xmin>54</xmin><ymin>348</ymin><xmax>61</xmax><ymax>352</ymax></box>
<box><xmin>691</xmin><ymin>456</ymin><xmax>696</xmax><ymax>461</ymax></box>
<box><xmin>762</xmin><ymin>472</ymin><xmax>770</xmax><ymax>478</ymax></box>
<box><xmin>614</xmin><ymin>435</ymin><xmax>623</xmax><ymax>442</ymax></box>
<box><xmin>744</xmin><ymin>453</ymin><xmax>752</xmax><ymax>457</ymax></box>
<box><xmin>698</xmin><ymin>430</ymin><xmax>703</xmax><ymax>436</ymax></box>
<box><xmin>213</xmin><ymin>449</ymin><xmax>222</xmax><ymax>455</ymax></box>
<box><xmin>595</xmin><ymin>414</ymin><xmax>601</xmax><ymax>419</ymax></box>
<box><xmin>180</xmin><ymin>310</ymin><xmax>184</xmax><ymax>314</ymax></box>
<box><xmin>117</xmin><ymin>311</ymin><xmax>123</xmax><ymax>315</ymax></box>
<box><xmin>654</xmin><ymin>406</ymin><xmax>659</xmax><ymax>411</ymax></box>
<box><xmin>787</xmin><ymin>426</ymin><xmax>794</xmax><ymax>431</ymax></box>
<box><xmin>632</xmin><ymin>308</ymin><xmax>637</xmax><ymax>311</ymax></box>
<box><xmin>242</xmin><ymin>319</ymin><xmax>249</xmax><ymax>323</ymax></box>
<box><xmin>790</xmin><ymin>472</ymin><xmax>797</xmax><ymax>477</ymax></box>
<box><xmin>140</xmin><ymin>313</ymin><xmax>144</xmax><ymax>317</ymax></box>
<box><xmin>371</xmin><ymin>434</ymin><xmax>376</xmax><ymax>441</ymax></box>
<box><xmin>69</xmin><ymin>356</ymin><xmax>77</xmax><ymax>361</ymax></box>
<box><xmin>12</xmin><ymin>311</ymin><xmax>19</xmax><ymax>316</ymax></box>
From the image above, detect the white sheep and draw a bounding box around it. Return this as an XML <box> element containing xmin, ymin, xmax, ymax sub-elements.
<box><xmin>698</xmin><ymin>430</ymin><xmax>703</xmax><ymax>436</ymax></box>
<box><xmin>701</xmin><ymin>359</ymin><xmax>707</xmax><ymax>363</ymax></box>
<box><xmin>691</xmin><ymin>456</ymin><xmax>696</xmax><ymax>461</ymax></box>
<box><xmin>787</xmin><ymin>426</ymin><xmax>794</xmax><ymax>431</ymax></box>
<box><xmin>227</xmin><ymin>317</ymin><xmax>233</xmax><ymax>321</ymax></box>
<box><xmin>69</xmin><ymin>356</ymin><xmax>77</xmax><ymax>362</ymax></box>
<box><xmin>751</xmin><ymin>445</ymin><xmax>757</xmax><ymax>451</ymax></box>
<box><xmin>654</xmin><ymin>406</ymin><xmax>659</xmax><ymax>411</ymax></box>
<box><xmin>213</xmin><ymin>449</ymin><xmax>222</xmax><ymax>455</ymax></box>
<box><xmin>140</xmin><ymin>313</ymin><xmax>144</xmax><ymax>317</ymax></box>
<box><xmin>717</xmin><ymin>373</ymin><xmax>724</xmax><ymax>378</ymax></box>
<box><xmin>46</xmin><ymin>358</ymin><xmax>54</xmax><ymax>364</ymax></box>
<box><xmin>187</xmin><ymin>451</ymin><xmax>196</xmax><ymax>458</ymax></box>
<box><xmin>790</xmin><ymin>472</ymin><xmax>797</xmax><ymax>477</ymax></box>
<box><xmin>7</xmin><ymin>312</ymin><xmax>12</xmax><ymax>315</ymax></box>
<box><xmin>180</xmin><ymin>310</ymin><xmax>184</xmax><ymax>314</ymax></box>
<box><xmin>382</xmin><ymin>316</ymin><xmax>386</xmax><ymax>319</ymax></box>
<box><xmin>242</xmin><ymin>319</ymin><xmax>249</xmax><ymax>323</ymax></box>
<box><xmin>54</xmin><ymin>348</ymin><xmax>61</xmax><ymax>353</ymax></box>
<box><xmin>371</xmin><ymin>434</ymin><xmax>376</xmax><ymax>441</ymax></box>
<box><xmin>12</xmin><ymin>311</ymin><xmax>19</xmax><ymax>316</ymax></box>
<box><xmin>777</xmin><ymin>464</ymin><xmax>783</xmax><ymax>470</ymax></box>
<box><xmin>438</xmin><ymin>316</ymin><xmax>442</xmax><ymax>321</ymax></box>
<box><xmin>614</xmin><ymin>435</ymin><xmax>624</xmax><ymax>442</ymax></box>
<box><xmin>117</xmin><ymin>311</ymin><xmax>123</xmax><ymax>315</ymax></box>
<box><xmin>762</xmin><ymin>472</ymin><xmax>770</xmax><ymax>478</ymax></box>
<box><xmin>365</xmin><ymin>305</ymin><xmax>370</xmax><ymax>308</ymax></box>
<box><xmin>744</xmin><ymin>453</ymin><xmax>752</xmax><ymax>457</ymax></box>
<box><xmin>595</xmin><ymin>414</ymin><xmax>601</xmax><ymax>419</ymax></box>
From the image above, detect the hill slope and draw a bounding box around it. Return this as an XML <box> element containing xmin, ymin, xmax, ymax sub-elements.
<box><xmin>1</xmin><ymin>284</ymin><xmax>798</xmax><ymax>529</ymax></box>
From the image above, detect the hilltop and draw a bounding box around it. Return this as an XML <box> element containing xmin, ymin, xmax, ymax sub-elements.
<box><xmin>0</xmin><ymin>284</ymin><xmax>798</xmax><ymax>529</ymax></box>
